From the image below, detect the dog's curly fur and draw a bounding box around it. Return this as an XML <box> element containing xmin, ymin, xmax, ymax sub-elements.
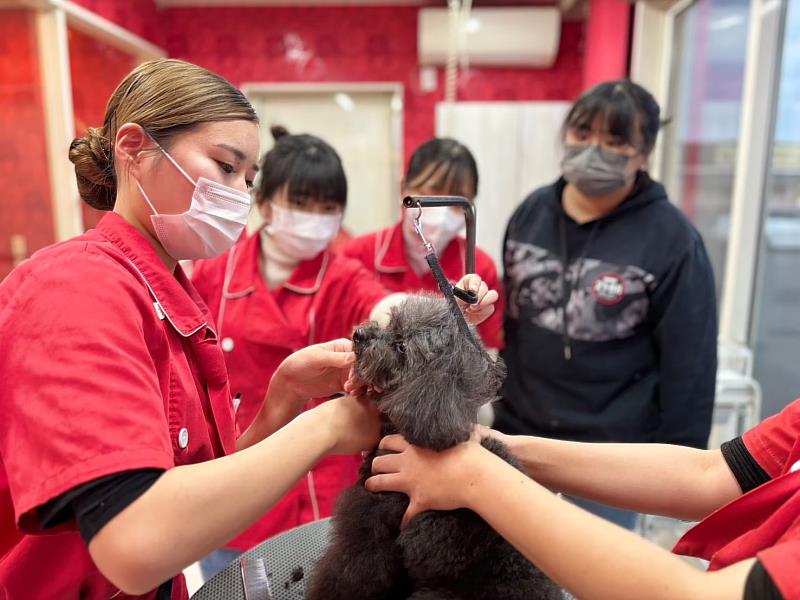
<box><xmin>306</xmin><ymin>295</ymin><xmax>560</xmax><ymax>600</ymax></box>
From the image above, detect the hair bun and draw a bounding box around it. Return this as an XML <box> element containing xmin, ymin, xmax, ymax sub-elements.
<box><xmin>69</xmin><ymin>128</ymin><xmax>117</xmax><ymax>210</ymax></box>
<box><xmin>69</xmin><ymin>127</ymin><xmax>116</xmax><ymax>211</ymax></box>
<box><xmin>271</xmin><ymin>125</ymin><xmax>290</xmax><ymax>141</ymax></box>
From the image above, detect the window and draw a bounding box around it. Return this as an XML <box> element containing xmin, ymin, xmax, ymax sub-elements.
<box><xmin>661</xmin><ymin>0</ymin><xmax>751</xmax><ymax>307</ymax></box>
<box><xmin>751</xmin><ymin>0</ymin><xmax>800</xmax><ymax>417</ymax></box>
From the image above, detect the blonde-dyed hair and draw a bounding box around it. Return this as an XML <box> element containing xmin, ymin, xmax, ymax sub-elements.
<box><xmin>69</xmin><ymin>59</ymin><xmax>258</xmax><ymax>211</ymax></box>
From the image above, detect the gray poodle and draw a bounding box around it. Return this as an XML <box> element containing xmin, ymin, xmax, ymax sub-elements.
<box><xmin>306</xmin><ymin>295</ymin><xmax>560</xmax><ymax>600</ymax></box>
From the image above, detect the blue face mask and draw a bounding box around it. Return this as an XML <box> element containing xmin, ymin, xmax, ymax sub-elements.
<box><xmin>561</xmin><ymin>144</ymin><xmax>631</xmax><ymax>197</ymax></box>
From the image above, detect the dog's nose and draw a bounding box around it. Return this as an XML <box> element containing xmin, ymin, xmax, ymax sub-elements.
<box><xmin>353</xmin><ymin>328</ymin><xmax>367</xmax><ymax>345</ymax></box>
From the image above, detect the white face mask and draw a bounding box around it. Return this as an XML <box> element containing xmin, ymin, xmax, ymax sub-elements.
<box><xmin>266</xmin><ymin>203</ymin><xmax>341</xmax><ymax>261</ymax></box>
<box><xmin>135</xmin><ymin>141</ymin><xmax>251</xmax><ymax>261</ymax></box>
<box><xmin>403</xmin><ymin>206</ymin><xmax>465</xmax><ymax>256</ymax></box>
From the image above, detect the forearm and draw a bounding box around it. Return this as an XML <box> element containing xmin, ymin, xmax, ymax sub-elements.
<box><xmin>237</xmin><ymin>370</ymin><xmax>303</xmax><ymax>451</ymax></box>
<box><xmin>90</xmin><ymin>408</ymin><xmax>334</xmax><ymax>594</ymax></box>
<box><xmin>369</xmin><ymin>293</ymin><xmax>408</xmax><ymax>325</ymax></box>
<box><xmin>505</xmin><ymin>436</ymin><xmax>740</xmax><ymax>520</ymax></box>
<box><xmin>465</xmin><ymin>451</ymin><xmax>751</xmax><ymax>600</ymax></box>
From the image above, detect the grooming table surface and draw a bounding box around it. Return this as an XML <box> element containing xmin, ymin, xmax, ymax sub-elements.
<box><xmin>191</xmin><ymin>519</ymin><xmax>332</xmax><ymax>600</ymax></box>
<box><xmin>191</xmin><ymin>517</ymin><xmax>578</xmax><ymax>600</ymax></box>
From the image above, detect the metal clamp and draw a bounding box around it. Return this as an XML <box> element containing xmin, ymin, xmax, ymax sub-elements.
<box><xmin>411</xmin><ymin>200</ymin><xmax>435</xmax><ymax>255</ymax></box>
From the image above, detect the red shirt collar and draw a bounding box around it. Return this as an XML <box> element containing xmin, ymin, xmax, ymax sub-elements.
<box><xmin>224</xmin><ymin>228</ymin><xmax>330</xmax><ymax>297</ymax></box>
<box><xmin>96</xmin><ymin>212</ymin><xmax>211</xmax><ymax>337</ymax></box>
<box><xmin>374</xmin><ymin>222</ymin><xmax>408</xmax><ymax>273</ymax></box>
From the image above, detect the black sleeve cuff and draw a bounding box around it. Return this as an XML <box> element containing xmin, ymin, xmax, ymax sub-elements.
<box><xmin>720</xmin><ymin>436</ymin><xmax>771</xmax><ymax>493</ymax></box>
<box><xmin>38</xmin><ymin>469</ymin><xmax>172</xmax><ymax>600</ymax></box>
<box><xmin>38</xmin><ymin>469</ymin><xmax>164</xmax><ymax>543</ymax></box>
<box><xmin>744</xmin><ymin>560</ymin><xmax>784</xmax><ymax>600</ymax></box>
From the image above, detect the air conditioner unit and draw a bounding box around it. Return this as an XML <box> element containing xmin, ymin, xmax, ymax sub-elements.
<box><xmin>418</xmin><ymin>7</ymin><xmax>562</xmax><ymax>68</ymax></box>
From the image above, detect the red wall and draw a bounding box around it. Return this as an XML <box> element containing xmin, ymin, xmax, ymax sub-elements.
<box><xmin>0</xmin><ymin>10</ymin><xmax>55</xmax><ymax>279</ymax></box>
<box><xmin>1</xmin><ymin>2</ymin><xmax>584</xmax><ymax>279</ymax></box>
<box><xmin>69</xmin><ymin>26</ymin><xmax>140</xmax><ymax>229</ymax></box>
<box><xmin>70</xmin><ymin>0</ymin><xmax>164</xmax><ymax>45</ymax></box>
<box><xmin>582</xmin><ymin>0</ymin><xmax>631</xmax><ymax>90</ymax></box>
<box><xmin>61</xmin><ymin>2</ymin><xmax>586</xmax><ymax>166</ymax></box>
<box><xmin>161</xmin><ymin>6</ymin><xmax>586</xmax><ymax>162</ymax></box>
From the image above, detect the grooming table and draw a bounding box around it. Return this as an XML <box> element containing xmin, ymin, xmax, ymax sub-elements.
<box><xmin>191</xmin><ymin>519</ymin><xmax>332</xmax><ymax>600</ymax></box>
<box><xmin>191</xmin><ymin>516</ymin><xmax>578</xmax><ymax>599</ymax></box>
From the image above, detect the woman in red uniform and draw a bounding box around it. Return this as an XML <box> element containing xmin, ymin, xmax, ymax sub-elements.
<box><xmin>368</xmin><ymin>398</ymin><xmax>800</xmax><ymax>599</ymax></box>
<box><xmin>0</xmin><ymin>59</ymin><xmax>498</xmax><ymax>599</ymax></box>
<box><xmin>192</xmin><ymin>127</ymin><xmax>464</xmax><ymax>576</ymax></box>
<box><xmin>342</xmin><ymin>138</ymin><xmax>504</xmax><ymax>351</ymax></box>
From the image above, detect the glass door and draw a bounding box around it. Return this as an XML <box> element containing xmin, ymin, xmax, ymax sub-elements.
<box><xmin>660</xmin><ymin>0</ymin><xmax>752</xmax><ymax>307</ymax></box>
<box><xmin>750</xmin><ymin>0</ymin><xmax>800</xmax><ymax>418</ymax></box>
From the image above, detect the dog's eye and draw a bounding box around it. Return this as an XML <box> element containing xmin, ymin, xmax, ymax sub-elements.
<box><xmin>395</xmin><ymin>341</ymin><xmax>406</xmax><ymax>355</ymax></box>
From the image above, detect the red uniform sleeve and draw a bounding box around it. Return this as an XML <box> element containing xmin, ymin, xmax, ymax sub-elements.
<box><xmin>0</xmin><ymin>248</ymin><xmax>174</xmax><ymax>533</ymax></box>
<box><xmin>475</xmin><ymin>248</ymin><xmax>505</xmax><ymax>351</ymax></box>
<box><xmin>743</xmin><ymin>399</ymin><xmax>800</xmax><ymax>478</ymax></box>
<box><xmin>329</xmin><ymin>256</ymin><xmax>388</xmax><ymax>331</ymax></box>
<box><xmin>757</xmin><ymin>517</ymin><xmax>800</xmax><ymax>600</ymax></box>
<box><xmin>339</xmin><ymin>235</ymin><xmax>374</xmax><ymax>268</ymax></box>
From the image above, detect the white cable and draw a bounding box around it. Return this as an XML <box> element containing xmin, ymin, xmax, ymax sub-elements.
<box><xmin>445</xmin><ymin>0</ymin><xmax>460</xmax><ymax>103</ymax></box>
<box><xmin>306</xmin><ymin>470</ymin><xmax>321</xmax><ymax>521</ymax></box>
<box><xmin>459</xmin><ymin>0</ymin><xmax>472</xmax><ymax>72</ymax></box>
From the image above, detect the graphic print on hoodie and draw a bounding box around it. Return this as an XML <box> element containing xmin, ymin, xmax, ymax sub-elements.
<box><xmin>505</xmin><ymin>240</ymin><xmax>658</xmax><ymax>344</ymax></box>
<box><xmin>496</xmin><ymin>173</ymin><xmax>718</xmax><ymax>448</ymax></box>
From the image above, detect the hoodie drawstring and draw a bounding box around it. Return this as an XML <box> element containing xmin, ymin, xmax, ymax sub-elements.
<box><xmin>559</xmin><ymin>217</ymin><xmax>599</xmax><ymax>361</ymax></box>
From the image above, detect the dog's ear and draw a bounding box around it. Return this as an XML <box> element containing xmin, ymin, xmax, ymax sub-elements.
<box><xmin>373</xmin><ymin>294</ymin><xmax>507</xmax><ymax>451</ymax></box>
<box><xmin>383</xmin><ymin>333</ymin><xmax>504</xmax><ymax>452</ymax></box>
<box><xmin>383</xmin><ymin>358</ymin><xmax>474</xmax><ymax>451</ymax></box>
<box><xmin>487</xmin><ymin>353</ymin><xmax>507</xmax><ymax>397</ymax></box>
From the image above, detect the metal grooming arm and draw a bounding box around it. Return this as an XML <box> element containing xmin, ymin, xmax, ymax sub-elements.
<box><xmin>402</xmin><ymin>195</ymin><xmax>476</xmax><ymax>275</ymax></box>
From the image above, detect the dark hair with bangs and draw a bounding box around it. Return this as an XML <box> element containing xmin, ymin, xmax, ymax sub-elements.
<box><xmin>563</xmin><ymin>80</ymin><xmax>661</xmax><ymax>154</ymax></box>
<box><xmin>256</xmin><ymin>125</ymin><xmax>347</xmax><ymax>207</ymax></box>
<box><xmin>405</xmin><ymin>138</ymin><xmax>479</xmax><ymax>199</ymax></box>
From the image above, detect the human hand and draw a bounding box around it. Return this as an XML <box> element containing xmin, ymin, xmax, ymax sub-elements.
<box><xmin>365</xmin><ymin>433</ymin><xmax>490</xmax><ymax>527</ymax></box>
<box><xmin>474</xmin><ymin>424</ymin><xmax>513</xmax><ymax>447</ymax></box>
<box><xmin>343</xmin><ymin>367</ymin><xmax>383</xmax><ymax>398</ymax></box>
<box><xmin>271</xmin><ymin>339</ymin><xmax>356</xmax><ymax>406</ymax></box>
<box><xmin>454</xmin><ymin>274</ymin><xmax>499</xmax><ymax>326</ymax></box>
<box><xmin>246</xmin><ymin>344</ymin><xmax>372</xmax><ymax>451</ymax></box>
<box><xmin>317</xmin><ymin>394</ymin><xmax>382</xmax><ymax>456</ymax></box>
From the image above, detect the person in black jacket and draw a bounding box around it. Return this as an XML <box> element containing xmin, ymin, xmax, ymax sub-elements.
<box><xmin>494</xmin><ymin>80</ymin><xmax>717</xmax><ymax>529</ymax></box>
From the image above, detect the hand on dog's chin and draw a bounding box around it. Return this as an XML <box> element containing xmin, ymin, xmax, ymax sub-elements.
<box><xmin>343</xmin><ymin>366</ymin><xmax>384</xmax><ymax>395</ymax></box>
<box><xmin>266</xmin><ymin>341</ymin><xmax>359</xmax><ymax>414</ymax></box>
<box><xmin>344</xmin><ymin>369</ymin><xmax>386</xmax><ymax>398</ymax></box>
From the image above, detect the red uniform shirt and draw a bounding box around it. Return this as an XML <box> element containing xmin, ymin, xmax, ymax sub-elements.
<box><xmin>341</xmin><ymin>222</ymin><xmax>504</xmax><ymax>349</ymax></box>
<box><xmin>0</xmin><ymin>213</ymin><xmax>237</xmax><ymax>600</ymax></box>
<box><xmin>674</xmin><ymin>398</ymin><xmax>800</xmax><ymax>598</ymax></box>
<box><xmin>192</xmin><ymin>230</ymin><xmax>387</xmax><ymax>550</ymax></box>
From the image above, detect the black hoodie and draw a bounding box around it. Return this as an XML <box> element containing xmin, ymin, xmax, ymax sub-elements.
<box><xmin>495</xmin><ymin>174</ymin><xmax>717</xmax><ymax>448</ymax></box>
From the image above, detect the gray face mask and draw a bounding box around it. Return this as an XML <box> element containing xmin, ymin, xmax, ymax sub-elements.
<box><xmin>561</xmin><ymin>144</ymin><xmax>631</xmax><ymax>197</ymax></box>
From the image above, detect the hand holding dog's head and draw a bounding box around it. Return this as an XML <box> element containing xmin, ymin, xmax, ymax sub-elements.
<box><xmin>352</xmin><ymin>295</ymin><xmax>505</xmax><ymax>451</ymax></box>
